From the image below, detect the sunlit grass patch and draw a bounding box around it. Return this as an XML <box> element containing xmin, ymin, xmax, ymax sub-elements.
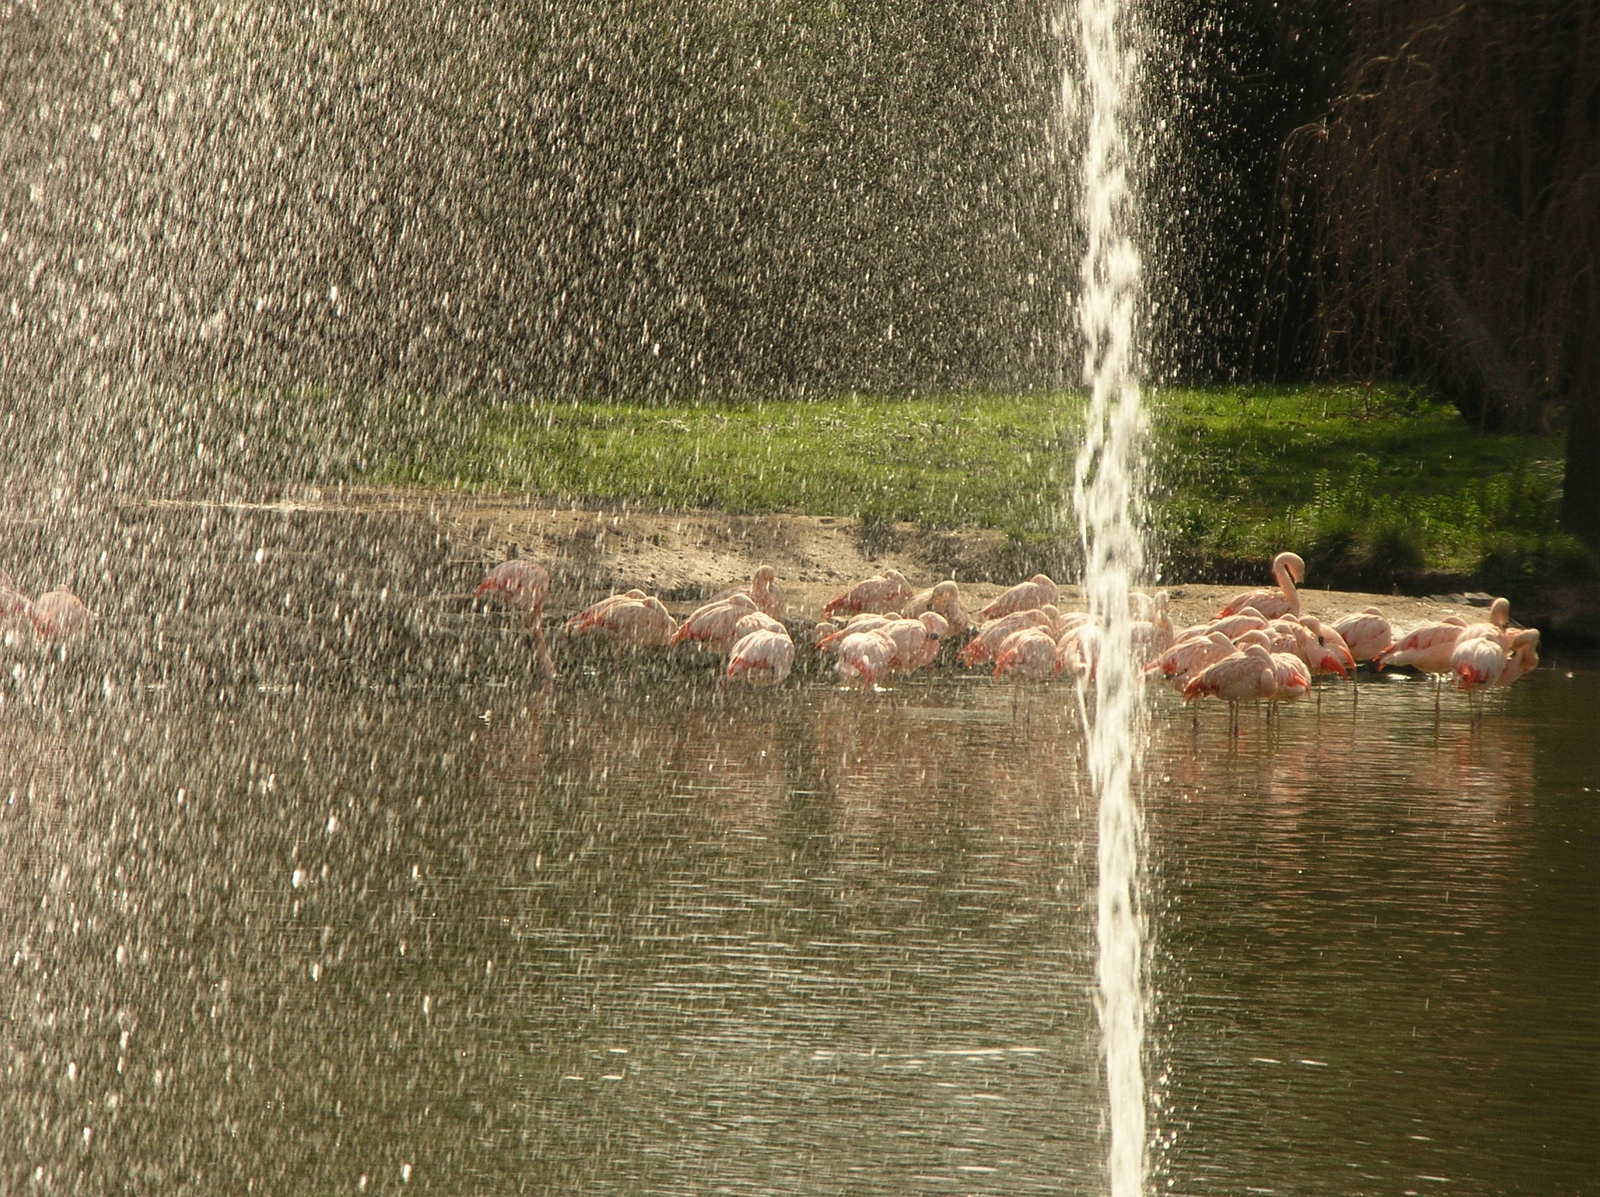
<box><xmin>365</xmin><ymin>382</ymin><xmax>1570</xmax><ymax>583</ymax></box>
<box><xmin>383</xmin><ymin>392</ymin><xmax>1080</xmax><ymax>538</ymax></box>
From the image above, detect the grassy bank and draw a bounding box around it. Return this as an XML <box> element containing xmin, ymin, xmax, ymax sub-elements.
<box><xmin>372</xmin><ymin>383</ymin><xmax>1579</xmax><ymax>588</ymax></box>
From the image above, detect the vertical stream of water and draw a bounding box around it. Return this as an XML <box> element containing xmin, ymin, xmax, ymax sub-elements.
<box><xmin>1070</xmin><ymin>0</ymin><xmax>1149</xmax><ymax>1194</ymax></box>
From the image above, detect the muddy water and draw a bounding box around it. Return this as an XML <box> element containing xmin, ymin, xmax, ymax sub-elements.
<box><xmin>2</xmin><ymin>664</ymin><xmax>1595</xmax><ymax>1195</ymax></box>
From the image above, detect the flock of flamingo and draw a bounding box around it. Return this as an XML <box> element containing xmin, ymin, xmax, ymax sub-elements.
<box><xmin>475</xmin><ymin>551</ymin><xmax>1542</xmax><ymax>720</ymax></box>
<box><xmin>0</xmin><ymin>553</ymin><xmax>1538</xmax><ymax>720</ymax></box>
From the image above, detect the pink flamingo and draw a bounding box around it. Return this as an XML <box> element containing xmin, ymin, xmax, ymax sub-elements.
<box><xmin>715</xmin><ymin>565</ymin><xmax>786</xmax><ymax>619</ymax></box>
<box><xmin>992</xmin><ymin>626</ymin><xmax>1062</xmax><ymax>681</ymax></box>
<box><xmin>876</xmin><ymin>612</ymin><xmax>949</xmax><ymax>674</ymax></box>
<box><xmin>821</xmin><ymin>570</ymin><xmax>913</xmax><ymax>619</ymax></box>
<box><xmin>902</xmin><ymin>580</ymin><xmax>973</xmax><ymax>640</ymax></box>
<box><xmin>1236</xmin><ymin>630</ymin><xmax>1313</xmax><ymax>708</ymax></box>
<box><xmin>1056</xmin><ymin>621</ymin><xmax>1102</xmax><ymax>679</ymax></box>
<box><xmin>725</xmin><ymin>626</ymin><xmax>796</xmax><ymax>686</ymax></box>
<box><xmin>1374</xmin><ymin>615</ymin><xmax>1470</xmax><ymax>674</ymax></box>
<box><xmin>1183</xmin><ymin>643</ymin><xmax>1280</xmax><ymax>734</ymax></box>
<box><xmin>1300</xmin><ymin>616</ymin><xmax>1357</xmax><ymax>673</ymax></box>
<box><xmin>31</xmin><ymin>587</ymin><xmax>92</xmax><ymax>641</ymax></box>
<box><xmin>1330</xmin><ymin>607</ymin><xmax>1393</xmax><ymax>666</ymax></box>
<box><xmin>834</xmin><ymin>629</ymin><xmax>896</xmax><ymax>687</ymax></box>
<box><xmin>816</xmin><ymin>613</ymin><xmax>896</xmax><ymax>653</ymax></box>
<box><xmin>1496</xmin><ymin>628</ymin><xmax>1541</xmax><ymax>688</ymax></box>
<box><xmin>1215</xmin><ymin>552</ymin><xmax>1305</xmax><ymax>620</ymax></box>
<box><xmin>565</xmin><ymin>590</ymin><xmax>677</xmax><ymax>646</ymax></box>
<box><xmin>1144</xmin><ymin>630</ymin><xmax>1237</xmax><ymax>688</ymax></box>
<box><xmin>670</xmin><ymin>592</ymin><xmax>759</xmax><ymax>652</ymax></box>
<box><xmin>477</xmin><ymin>559</ymin><xmax>555</xmax><ymax>677</ymax></box>
<box><xmin>979</xmin><ymin>574</ymin><xmax>1058</xmax><ymax>621</ymax></box>
<box><xmin>957</xmin><ymin>606</ymin><xmax>1061</xmax><ymax>666</ymax></box>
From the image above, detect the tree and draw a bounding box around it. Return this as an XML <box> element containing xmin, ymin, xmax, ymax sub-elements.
<box><xmin>1281</xmin><ymin>1</ymin><xmax>1598</xmax><ymax>540</ymax></box>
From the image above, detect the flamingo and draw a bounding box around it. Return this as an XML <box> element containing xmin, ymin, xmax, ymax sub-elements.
<box><xmin>716</xmin><ymin>564</ymin><xmax>786</xmax><ymax>619</ymax></box>
<box><xmin>1496</xmin><ymin>628</ymin><xmax>1541</xmax><ymax>688</ymax></box>
<box><xmin>820</xmin><ymin>570</ymin><xmax>914</xmax><ymax>619</ymax></box>
<box><xmin>902</xmin><ymin>580</ymin><xmax>973</xmax><ymax>640</ymax></box>
<box><xmin>1182</xmin><ymin>643</ymin><xmax>1280</xmax><ymax>734</ymax></box>
<box><xmin>979</xmin><ymin>574</ymin><xmax>1058</xmax><ymax>621</ymax></box>
<box><xmin>877</xmin><ymin>612</ymin><xmax>949</xmax><ymax>674</ymax></box>
<box><xmin>1056</xmin><ymin>621</ymin><xmax>1102</xmax><ymax>679</ymax></box>
<box><xmin>1449</xmin><ymin>597</ymin><xmax>1514</xmax><ymax>649</ymax></box>
<box><xmin>1236</xmin><ymin>630</ymin><xmax>1313</xmax><ymax>708</ymax></box>
<box><xmin>563</xmin><ymin>589</ymin><xmax>646</xmax><ymax>631</ymax></box>
<box><xmin>31</xmin><ymin>588</ymin><xmax>92</xmax><ymax>641</ymax></box>
<box><xmin>476</xmin><ymin>559</ymin><xmax>555</xmax><ymax>677</ymax></box>
<box><xmin>1330</xmin><ymin>607</ymin><xmax>1393</xmax><ymax>666</ymax></box>
<box><xmin>1198</xmin><ymin>609</ymin><xmax>1270</xmax><ymax>642</ymax></box>
<box><xmin>564</xmin><ymin>590</ymin><xmax>676</xmax><ymax>646</ymax></box>
<box><xmin>1450</xmin><ymin>633</ymin><xmax>1512</xmax><ymax>691</ymax></box>
<box><xmin>725</xmin><ymin>626</ymin><xmax>796</xmax><ymax>686</ymax></box>
<box><xmin>1374</xmin><ymin>616</ymin><xmax>1469</xmax><ymax>674</ymax></box>
<box><xmin>834</xmin><ymin>629</ymin><xmax>895</xmax><ymax>687</ymax></box>
<box><xmin>670</xmin><ymin>592</ymin><xmax>759</xmax><ymax>652</ymax></box>
<box><xmin>992</xmin><ymin>626</ymin><xmax>1062</xmax><ymax>680</ymax></box>
<box><xmin>1300</xmin><ymin>616</ymin><xmax>1357</xmax><ymax>674</ymax></box>
<box><xmin>816</xmin><ymin>613</ymin><xmax>896</xmax><ymax>653</ymax></box>
<box><xmin>957</xmin><ymin>606</ymin><xmax>1061</xmax><ymax>666</ymax></box>
<box><xmin>1143</xmin><ymin>630</ymin><xmax>1237</xmax><ymax>688</ymax></box>
<box><xmin>1215</xmin><ymin>552</ymin><xmax>1305</xmax><ymax>620</ymax></box>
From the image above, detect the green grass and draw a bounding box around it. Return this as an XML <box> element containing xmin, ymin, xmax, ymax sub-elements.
<box><xmin>1147</xmin><ymin>382</ymin><xmax>1566</xmax><ymax>580</ymax></box>
<box><xmin>361</xmin><ymin>382</ymin><xmax>1572</xmax><ymax>584</ymax></box>
<box><xmin>379</xmin><ymin>392</ymin><xmax>1079</xmax><ymax>541</ymax></box>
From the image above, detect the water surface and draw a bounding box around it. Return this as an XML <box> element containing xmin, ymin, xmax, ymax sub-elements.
<box><xmin>3</xmin><ymin>664</ymin><xmax>1595</xmax><ymax>1194</ymax></box>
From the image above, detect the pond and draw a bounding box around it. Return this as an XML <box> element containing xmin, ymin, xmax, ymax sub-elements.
<box><xmin>3</xmin><ymin>661</ymin><xmax>1595</xmax><ymax>1195</ymax></box>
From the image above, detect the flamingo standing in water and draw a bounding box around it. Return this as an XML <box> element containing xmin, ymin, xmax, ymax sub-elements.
<box><xmin>957</xmin><ymin>606</ymin><xmax>1062</xmax><ymax>666</ymax></box>
<box><xmin>31</xmin><ymin>587</ymin><xmax>93</xmax><ymax>641</ymax></box>
<box><xmin>992</xmin><ymin>625</ymin><xmax>1062</xmax><ymax>681</ymax></box>
<box><xmin>671</xmin><ymin>592</ymin><xmax>760</xmax><ymax>652</ymax></box>
<box><xmin>820</xmin><ymin>570</ymin><xmax>914</xmax><ymax>619</ymax></box>
<box><xmin>1144</xmin><ymin>629</ymin><xmax>1237</xmax><ymax>689</ymax></box>
<box><xmin>834</xmin><ymin>628</ymin><xmax>896</xmax><ymax>687</ymax></box>
<box><xmin>1374</xmin><ymin>616</ymin><xmax>1469</xmax><ymax>675</ymax></box>
<box><xmin>477</xmin><ymin>559</ymin><xmax>555</xmax><ymax>677</ymax></box>
<box><xmin>1183</xmin><ymin>643</ymin><xmax>1279</xmax><ymax>735</ymax></box>
<box><xmin>979</xmin><ymin>574</ymin><xmax>1058</xmax><ymax>621</ymax></box>
<box><xmin>902</xmin><ymin>580</ymin><xmax>973</xmax><ymax>641</ymax></box>
<box><xmin>564</xmin><ymin>590</ymin><xmax>677</xmax><ymax>646</ymax></box>
<box><xmin>725</xmin><ymin>622</ymin><xmax>796</xmax><ymax>686</ymax></box>
<box><xmin>716</xmin><ymin>564</ymin><xmax>786</xmax><ymax>619</ymax></box>
<box><xmin>1330</xmin><ymin>607</ymin><xmax>1393</xmax><ymax>667</ymax></box>
<box><xmin>1215</xmin><ymin>552</ymin><xmax>1305</xmax><ymax>620</ymax></box>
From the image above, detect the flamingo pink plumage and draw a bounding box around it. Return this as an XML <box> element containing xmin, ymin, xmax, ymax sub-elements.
<box><xmin>477</xmin><ymin>558</ymin><xmax>555</xmax><ymax>677</ymax></box>
<box><xmin>834</xmin><ymin>629</ymin><xmax>896</xmax><ymax>687</ymax></box>
<box><xmin>992</xmin><ymin>626</ymin><xmax>1062</xmax><ymax>680</ymax></box>
<box><xmin>1183</xmin><ymin>643</ymin><xmax>1279</xmax><ymax>732</ymax></box>
<box><xmin>821</xmin><ymin>570</ymin><xmax>914</xmax><ymax>620</ymax></box>
<box><xmin>1216</xmin><ymin>552</ymin><xmax>1305</xmax><ymax>620</ymax></box>
<box><xmin>31</xmin><ymin>588</ymin><xmax>92</xmax><ymax>641</ymax></box>
<box><xmin>725</xmin><ymin>626</ymin><xmax>796</xmax><ymax>686</ymax></box>
<box><xmin>565</xmin><ymin>591</ymin><xmax>676</xmax><ymax>646</ymax></box>
<box><xmin>979</xmin><ymin>574</ymin><xmax>1058</xmax><ymax>621</ymax></box>
<box><xmin>670</xmin><ymin>592</ymin><xmax>759</xmax><ymax>651</ymax></box>
<box><xmin>1330</xmin><ymin>607</ymin><xmax>1393</xmax><ymax>666</ymax></box>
